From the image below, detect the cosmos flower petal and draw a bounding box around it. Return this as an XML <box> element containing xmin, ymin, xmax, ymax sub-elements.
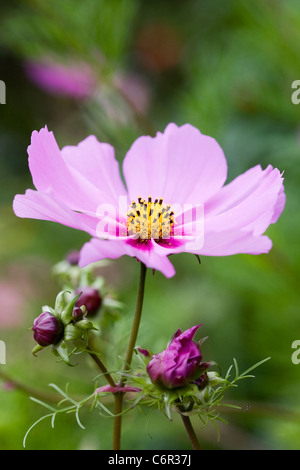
<box><xmin>78</xmin><ymin>237</ymin><xmax>130</xmax><ymax>267</ymax></box>
<box><xmin>123</xmin><ymin>123</ymin><xmax>227</xmax><ymax>205</ymax></box>
<box><xmin>205</xmin><ymin>165</ymin><xmax>271</xmax><ymax>215</ymax></box>
<box><xmin>13</xmin><ymin>189</ymin><xmax>98</xmax><ymax>236</ymax></box>
<box><xmin>198</xmin><ymin>230</ymin><xmax>272</xmax><ymax>256</ymax></box>
<box><xmin>127</xmin><ymin>240</ymin><xmax>176</xmax><ymax>278</ymax></box>
<box><xmin>152</xmin><ymin>237</ymin><xmax>199</xmax><ymax>258</ymax></box>
<box><xmin>27</xmin><ymin>127</ymin><xmax>125</xmax><ymax>214</ymax></box>
<box><xmin>61</xmin><ymin>135</ymin><xmax>128</xmax><ymax>208</ymax></box>
<box><xmin>79</xmin><ymin>237</ymin><xmax>176</xmax><ymax>278</ymax></box>
<box><xmin>204</xmin><ymin>165</ymin><xmax>285</xmax><ymax>237</ymax></box>
<box><xmin>172</xmin><ymin>325</ymin><xmax>201</xmax><ymax>343</ymax></box>
<box><xmin>271</xmin><ymin>185</ymin><xmax>286</xmax><ymax>224</ymax></box>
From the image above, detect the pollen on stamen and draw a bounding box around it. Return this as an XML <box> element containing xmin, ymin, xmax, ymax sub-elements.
<box><xmin>126</xmin><ymin>196</ymin><xmax>175</xmax><ymax>241</ymax></box>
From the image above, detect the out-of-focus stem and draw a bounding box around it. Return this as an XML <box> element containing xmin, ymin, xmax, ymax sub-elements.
<box><xmin>0</xmin><ymin>369</ymin><xmax>59</xmax><ymax>403</ymax></box>
<box><xmin>113</xmin><ymin>262</ymin><xmax>147</xmax><ymax>450</ymax></box>
<box><xmin>87</xmin><ymin>339</ymin><xmax>116</xmax><ymax>389</ymax></box>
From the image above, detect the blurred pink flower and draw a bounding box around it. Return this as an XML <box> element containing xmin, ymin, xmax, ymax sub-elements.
<box><xmin>24</xmin><ymin>59</ymin><xmax>96</xmax><ymax>99</ymax></box>
<box><xmin>0</xmin><ymin>282</ymin><xmax>25</xmax><ymax>327</ymax></box>
<box><xmin>0</xmin><ymin>260</ymin><xmax>52</xmax><ymax>328</ymax></box>
<box><xmin>114</xmin><ymin>72</ymin><xmax>151</xmax><ymax>114</ymax></box>
<box><xmin>13</xmin><ymin>123</ymin><xmax>285</xmax><ymax>278</ymax></box>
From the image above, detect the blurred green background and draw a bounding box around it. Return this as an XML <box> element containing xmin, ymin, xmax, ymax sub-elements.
<box><xmin>0</xmin><ymin>0</ymin><xmax>300</xmax><ymax>450</ymax></box>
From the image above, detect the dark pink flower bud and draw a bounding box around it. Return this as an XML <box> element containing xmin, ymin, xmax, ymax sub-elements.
<box><xmin>72</xmin><ymin>306</ymin><xmax>85</xmax><ymax>321</ymax></box>
<box><xmin>193</xmin><ymin>372</ymin><xmax>209</xmax><ymax>390</ymax></box>
<box><xmin>66</xmin><ymin>250</ymin><xmax>80</xmax><ymax>265</ymax></box>
<box><xmin>75</xmin><ymin>287</ymin><xmax>102</xmax><ymax>316</ymax></box>
<box><xmin>32</xmin><ymin>312</ymin><xmax>64</xmax><ymax>347</ymax></box>
<box><xmin>137</xmin><ymin>347</ymin><xmax>150</xmax><ymax>357</ymax></box>
<box><xmin>146</xmin><ymin>325</ymin><xmax>203</xmax><ymax>389</ymax></box>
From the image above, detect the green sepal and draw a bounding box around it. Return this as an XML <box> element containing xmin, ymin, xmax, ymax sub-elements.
<box><xmin>52</xmin><ymin>341</ymin><xmax>75</xmax><ymax>366</ymax></box>
<box><xmin>102</xmin><ymin>297</ymin><xmax>124</xmax><ymax>311</ymax></box>
<box><xmin>54</xmin><ymin>290</ymin><xmax>71</xmax><ymax>318</ymax></box>
<box><xmin>134</xmin><ymin>346</ymin><xmax>153</xmax><ymax>365</ymax></box>
<box><xmin>60</xmin><ymin>292</ymin><xmax>82</xmax><ymax>326</ymax></box>
<box><xmin>207</xmin><ymin>371</ymin><xmax>226</xmax><ymax>386</ymax></box>
<box><xmin>64</xmin><ymin>324</ymin><xmax>82</xmax><ymax>342</ymax></box>
<box><xmin>41</xmin><ymin>305</ymin><xmax>56</xmax><ymax>316</ymax></box>
<box><xmin>78</xmin><ymin>305</ymin><xmax>87</xmax><ymax>317</ymax></box>
<box><xmin>197</xmin><ymin>336</ymin><xmax>209</xmax><ymax>348</ymax></box>
<box><xmin>32</xmin><ymin>344</ymin><xmax>46</xmax><ymax>356</ymax></box>
<box><xmin>90</xmin><ymin>276</ymin><xmax>105</xmax><ymax>292</ymax></box>
<box><xmin>75</xmin><ymin>319</ymin><xmax>97</xmax><ymax>331</ymax></box>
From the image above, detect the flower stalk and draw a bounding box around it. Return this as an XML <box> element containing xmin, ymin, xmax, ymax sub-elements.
<box><xmin>86</xmin><ymin>344</ymin><xmax>116</xmax><ymax>389</ymax></box>
<box><xmin>113</xmin><ymin>262</ymin><xmax>147</xmax><ymax>450</ymax></box>
<box><xmin>180</xmin><ymin>413</ymin><xmax>201</xmax><ymax>450</ymax></box>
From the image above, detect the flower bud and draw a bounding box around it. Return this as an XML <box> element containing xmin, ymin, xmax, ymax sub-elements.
<box><xmin>32</xmin><ymin>312</ymin><xmax>64</xmax><ymax>347</ymax></box>
<box><xmin>75</xmin><ymin>287</ymin><xmax>102</xmax><ymax>316</ymax></box>
<box><xmin>137</xmin><ymin>348</ymin><xmax>150</xmax><ymax>357</ymax></box>
<box><xmin>146</xmin><ymin>325</ymin><xmax>204</xmax><ymax>389</ymax></box>
<box><xmin>193</xmin><ymin>372</ymin><xmax>209</xmax><ymax>390</ymax></box>
<box><xmin>66</xmin><ymin>250</ymin><xmax>80</xmax><ymax>265</ymax></box>
<box><xmin>72</xmin><ymin>306</ymin><xmax>86</xmax><ymax>321</ymax></box>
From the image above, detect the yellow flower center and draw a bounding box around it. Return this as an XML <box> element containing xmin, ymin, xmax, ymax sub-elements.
<box><xmin>127</xmin><ymin>197</ymin><xmax>175</xmax><ymax>240</ymax></box>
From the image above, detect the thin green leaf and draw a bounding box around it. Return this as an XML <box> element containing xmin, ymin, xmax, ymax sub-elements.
<box><xmin>75</xmin><ymin>407</ymin><xmax>85</xmax><ymax>430</ymax></box>
<box><xmin>233</xmin><ymin>358</ymin><xmax>239</xmax><ymax>379</ymax></box>
<box><xmin>29</xmin><ymin>397</ymin><xmax>56</xmax><ymax>413</ymax></box>
<box><xmin>96</xmin><ymin>400</ymin><xmax>115</xmax><ymax>417</ymax></box>
<box><xmin>48</xmin><ymin>383</ymin><xmax>77</xmax><ymax>406</ymax></box>
<box><xmin>51</xmin><ymin>413</ymin><xmax>56</xmax><ymax>429</ymax></box>
<box><xmin>23</xmin><ymin>413</ymin><xmax>53</xmax><ymax>448</ymax></box>
<box><xmin>239</xmin><ymin>357</ymin><xmax>271</xmax><ymax>378</ymax></box>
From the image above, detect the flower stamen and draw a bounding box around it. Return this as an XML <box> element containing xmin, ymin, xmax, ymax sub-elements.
<box><xmin>127</xmin><ymin>196</ymin><xmax>175</xmax><ymax>240</ymax></box>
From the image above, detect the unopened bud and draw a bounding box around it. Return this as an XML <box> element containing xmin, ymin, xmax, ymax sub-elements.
<box><xmin>72</xmin><ymin>306</ymin><xmax>86</xmax><ymax>321</ymax></box>
<box><xmin>147</xmin><ymin>326</ymin><xmax>203</xmax><ymax>389</ymax></box>
<box><xmin>75</xmin><ymin>287</ymin><xmax>102</xmax><ymax>316</ymax></box>
<box><xmin>32</xmin><ymin>312</ymin><xmax>64</xmax><ymax>347</ymax></box>
<box><xmin>66</xmin><ymin>250</ymin><xmax>80</xmax><ymax>265</ymax></box>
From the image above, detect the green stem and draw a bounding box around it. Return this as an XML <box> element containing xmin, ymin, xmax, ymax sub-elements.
<box><xmin>87</xmin><ymin>339</ymin><xmax>120</xmax><ymax>449</ymax></box>
<box><xmin>180</xmin><ymin>413</ymin><xmax>201</xmax><ymax>450</ymax></box>
<box><xmin>87</xmin><ymin>335</ymin><xmax>116</xmax><ymax>388</ymax></box>
<box><xmin>87</xmin><ymin>347</ymin><xmax>116</xmax><ymax>389</ymax></box>
<box><xmin>113</xmin><ymin>262</ymin><xmax>147</xmax><ymax>450</ymax></box>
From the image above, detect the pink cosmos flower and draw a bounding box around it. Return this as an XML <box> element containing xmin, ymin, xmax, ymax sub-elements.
<box><xmin>13</xmin><ymin>123</ymin><xmax>285</xmax><ymax>278</ymax></box>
